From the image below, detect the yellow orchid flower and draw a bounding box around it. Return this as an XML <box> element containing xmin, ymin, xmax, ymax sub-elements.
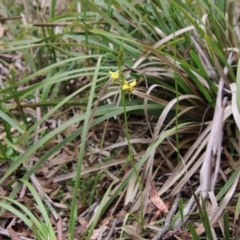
<box><xmin>122</xmin><ymin>80</ymin><xmax>136</xmax><ymax>92</ymax></box>
<box><xmin>109</xmin><ymin>70</ymin><xmax>119</xmax><ymax>80</ymax></box>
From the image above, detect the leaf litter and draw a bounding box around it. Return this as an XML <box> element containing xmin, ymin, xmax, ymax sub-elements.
<box><xmin>0</xmin><ymin>1</ymin><xmax>240</xmax><ymax>239</ymax></box>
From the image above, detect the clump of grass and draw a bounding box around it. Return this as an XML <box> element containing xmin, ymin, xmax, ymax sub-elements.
<box><xmin>0</xmin><ymin>0</ymin><xmax>239</xmax><ymax>239</ymax></box>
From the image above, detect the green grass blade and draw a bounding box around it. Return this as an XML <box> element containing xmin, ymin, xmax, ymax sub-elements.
<box><xmin>199</xmin><ymin>196</ymin><xmax>214</xmax><ymax>240</ymax></box>
<box><xmin>0</xmin><ymin>197</ymin><xmax>45</xmax><ymax>238</ymax></box>
<box><xmin>217</xmin><ymin>166</ymin><xmax>240</xmax><ymax>201</ymax></box>
<box><xmin>187</xmin><ymin>222</ymin><xmax>201</xmax><ymax>240</ymax></box>
<box><xmin>68</xmin><ymin>56</ymin><xmax>102</xmax><ymax>239</ymax></box>
<box><xmin>236</xmin><ymin>59</ymin><xmax>240</xmax><ymax>113</ymax></box>
<box><xmin>19</xmin><ymin>179</ymin><xmax>56</xmax><ymax>240</ymax></box>
<box><xmin>0</xmin><ymin>109</ymin><xmax>24</xmax><ymax>133</ymax></box>
<box><xmin>223</xmin><ymin>211</ymin><xmax>230</xmax><ymax>240</ymax></box>
<box><xmin>50</xmin><ymin>0</ymin><xmax>56</xmax><ymax>19</ymax></box>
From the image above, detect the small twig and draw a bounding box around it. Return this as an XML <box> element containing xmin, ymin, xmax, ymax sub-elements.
<box><xmin>6</xmin><ymin>217</ymin><xmax>17</xmax><ymax>230</ymax></box>
<box><xmin>152</xmin><ymin>193</ymin><xmax>181</xmax><ymax>240</ymax></box>
<box><xmin>0</xmin><ymin>227</ymin><xmax>33</xmax><ymax>240</ymax></box>
<box><xmin>57</xmin><ymin>217</ymin><xmax>63</xmax><ymax>240</ymax></box>
<box><xmin>0</xmin><ymin>16</ymin><xmax>22</xmax><ymax>22</ymax></box>
<box><xmin>105</xmin><ymin>218</ymin><xmax>118</xmax><ymax>240</ymax></box>
<box><xmin>79</xmin><ymin>201</ymin><xmax>99</xmax><ymax>217</ymax></box>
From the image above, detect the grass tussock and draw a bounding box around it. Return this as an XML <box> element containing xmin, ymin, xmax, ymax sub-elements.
<box><xmin>0</xmin><ymin>0</ymin><xmax>240</xmax><ymax>239</ymax></box>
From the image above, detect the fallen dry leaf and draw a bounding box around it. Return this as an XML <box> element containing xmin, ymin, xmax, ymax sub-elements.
<box><xmin>8</xmin><ymin>228</ymin><xmax>20</xmax><ymax>240</ymax></box>
<box><xmin>150</xmin><ymin>209</ymin><xmax>162</xmax><ymax>223</ymax></box>
<box><xmin>90</xmin><ymin>225</ymin><xmax>108</xmax><ymax>240</ymax></box>
<box><xmin>150</xmin><ymin>182</ymin><xmax>168</xmax><ymax>214</ymax></box>
<box><xmin>122</xmin><ymin>224</ymin><xmax>143</xmax><ymax>239</ymax></box>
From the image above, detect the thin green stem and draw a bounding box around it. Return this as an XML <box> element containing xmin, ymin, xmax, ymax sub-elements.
<box><xmin>172</xmin><ymin>0</ymin><xmax>180</xmax><ymax>163</ymax></box>
<box><xmin>117</xmin><ymin>46</ymin><xmax>144</xmax><ymax>227</ymax></box>
<box><xmin>121</xmin><ymin>89</ymin><xmax>144</xmax><ymax>225</ymax></box>
<box><xmin>68</xmin><ymin>57</ymin><xmax>102</xmax><ymax>240</ymax></box>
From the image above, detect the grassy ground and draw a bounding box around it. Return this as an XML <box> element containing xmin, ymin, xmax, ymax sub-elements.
<box><xmin>0</xmin><ymin>0</ymin><xmax>240</xmax><ymax>239</ymax></box>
